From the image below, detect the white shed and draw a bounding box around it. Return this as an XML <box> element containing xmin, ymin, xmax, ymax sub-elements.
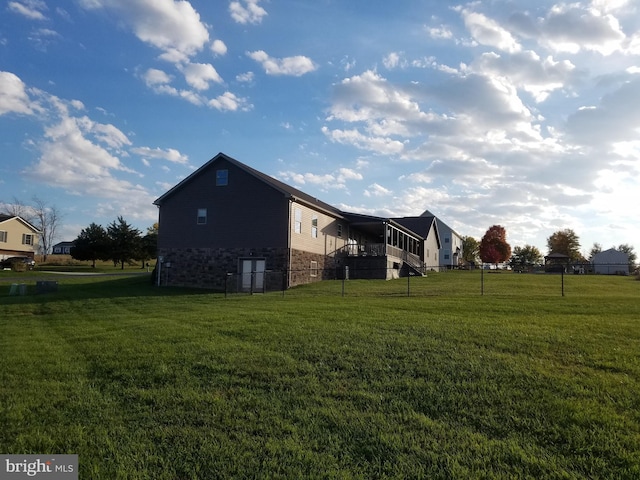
<box><xmin>591</xmin><ymin>248</ymin><xmax>629</xmax><ymax>275</ymax></box>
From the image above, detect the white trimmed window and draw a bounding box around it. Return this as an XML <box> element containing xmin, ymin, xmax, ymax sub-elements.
<box><xmin>311</xmin><ymin>215</ymin><xmax>318</xmax><ymax>238</ymax></box>
<box><xmin>294</xmin><ymin>208</ymin><xmax>302</xmax><ymax>234</ymax></box>
<box><xmin>337</xmin><ymin>224</ymin><xmax>342</xmax><ymax>238</ymax></box>
<box><xmin>22</xmin><ymin>234</ymin><xmax>34</xmax><ymax>245</ymax></box>
<box><xmin>310</xmin><ymin>261</ymin><xmax>318</xmax><ymax>277</ymax></box>
<box><xmin>197</xmin><ymin>208</ymin><xmax>207</xmax><ymax>225</ymax></box>
<box><xmin>0</xmin><ymin>231</ymin><xmax>6</xmax><ymax>242</ymax></box>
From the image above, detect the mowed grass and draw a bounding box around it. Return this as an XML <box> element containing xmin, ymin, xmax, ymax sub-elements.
<box><xmin>1</xmin><ymin>272</ymin><xmax>639</xmax><ymax>479</ymax></box>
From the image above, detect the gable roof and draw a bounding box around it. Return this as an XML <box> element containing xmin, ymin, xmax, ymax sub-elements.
<box><xmin>0</xmin><ymin>214</ymin><xmax>41</xmax><ymax>233</ymax></box>
<box><xmin>592</xmin><ymin>248</ymin><xmax>629</xmax><ymax>262</ymax></box>
<box><xmin>392</xmin><ymin>215</ymin><xmax>441</xmax><ymax>247</ymax></box>
<box><xmin>154</xmin><ymin>152</ymin><xmax>345</xmax><ymax>219</ymax></box>
<box><xmin>421</xmin><ymin>209</ymin><xmax>461</xmax><ymax>238</ymax></box>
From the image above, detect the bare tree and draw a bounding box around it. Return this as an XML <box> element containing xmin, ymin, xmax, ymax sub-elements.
<box><xmin>31</xmin><ymin>196</ymin><xmax>64</xmax><ymax>261</ymax></box>
<box><xmin>0</xmin><ymin>197</ymin><xmax>35</xmax><ymax>222</ymax></box>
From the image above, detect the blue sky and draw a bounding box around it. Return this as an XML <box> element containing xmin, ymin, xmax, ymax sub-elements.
<box><xmin>1</xmin><ymin>0</ymin><xmax>639</xmax><ymax>255</ymax></box>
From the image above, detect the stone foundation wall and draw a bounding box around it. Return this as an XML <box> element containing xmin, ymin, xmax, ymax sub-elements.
<box><xmin>157</xmin><ymin>247</ymin><xmax>288</xmax><ymax>290</ymax></box>
<box><xmin>289</xmin><ymin>249</ymin><xmax>338</xmax><ymax>287</ymax></box>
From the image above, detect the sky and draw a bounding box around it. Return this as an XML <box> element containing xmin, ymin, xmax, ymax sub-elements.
<box><xmin>1</xmin><ymin>0</ymin><xmax>639</xmax><ymax>256</ymax></box>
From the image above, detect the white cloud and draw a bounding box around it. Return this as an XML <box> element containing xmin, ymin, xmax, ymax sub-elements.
<box><xmin>131</xmin><ymin>146</ymin><xmax>188</xmax><ymax>164</ymax></box>
<box><xmin>142</xmin><ymin>68</ymin><xmax>172</xmax><ymax>86</ymax></box>
<box><xmin>462</xmin><ymin>9</ymin><xmax>521</xmax><ymax>53</ymax></box>
<box><xmin>427</xmin><ymin>25</ymin><xmax>453</xmax><ymax>40</ymax></box>
<box><xmin>207</xmin><ymin>91</ymin><xmax>252</xmax><ymax>112</ymax></box>
<box><xmin>0</xmin><ymin>71</ymin><xmax>36</xmax><ymax>115</ymax></box>
<box><xmin>78</xmin><ymin>0</ymin><xmax>210</xmax><ymax>60</ymax></box>
<box><xmin>180</xmin><ymin>62</ymin><xmax>223</xmax><ymax>90</ymax></box>
<box><xmin>247</xmin><ymin>50</ymin><xmax>317</xmax><ymax>76</ymax></box>
<box><xmin>229</xmin><ymin>0</ymin><xmax>267</xmax><ymax>25</ymax></box>
<box><xmin>211</xmin><ymin>39</ymin><xmax>227</xmax><ymax>56</ymax></box>
<box><xmin>236</xmin><ymin>71</ymin><xmax>254</xmax><ymax>82</ymax></box>
<box><xmin>8</xmin><ymin>0</ymin><xmax>47</xmax><ymax>20</ymax></box>
<box><xmin>472</xmin><ymin>50</ymin><xmax>579</xmax><ymax>102</ymax></box>
<box><xmin>539</xmin><ymin>4</ymin><xmax>626</xmax><ymax>55</ymax></box>
<box><xmin>364</xmin><ymin>183</ymin><xmax>392</xmax><ymax>197</ymax></box>
<box><xmin>383</xmin><ymin>52</ymin><xmax>407</xmax><ymax>69</ymax></box>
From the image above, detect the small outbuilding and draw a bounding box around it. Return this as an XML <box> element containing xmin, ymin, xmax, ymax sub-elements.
<box><xmin>544</xmin><ymin>252</ymin><xmax>569</xmax><ymax>273</ymax></box>
<box><xmin>591</xmin><ymin>248</ymin><xmax>629</xmax><ymax>275</ymax></box>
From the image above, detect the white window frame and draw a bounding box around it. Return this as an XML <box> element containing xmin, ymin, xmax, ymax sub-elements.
<box><xmin>197</xmin><ymin>208</ymin><xmax>207</xmax><ymax>225</ymax></box>
<box><xmin>294</xmin><ymin>208</ymin><xmax>302</xmax><ymax>234</ymax></box>
<box><xmin>22</xmin><ymin>234</ymin><xmax>34</xmax><ymax>245</ymax></box>
<box><xmin>311</xmin><ymin>215</ymin><xmax>318</xmax><ymax>238</ymax></box>
<box><xmin>0</xmin><ymin>231</ymin><xmax>6</xmax><ymax>243</ymax></box>
<box><xmin>310</xmin><ymin>260</ymin><xmax>318</xmax><ymax>277</ymax></box>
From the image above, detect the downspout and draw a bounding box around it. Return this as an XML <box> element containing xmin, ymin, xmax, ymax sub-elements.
<box><xmin>287</xmin><ymin>198</ymin><xmax>292</xmax><ymax>289</ymax></box>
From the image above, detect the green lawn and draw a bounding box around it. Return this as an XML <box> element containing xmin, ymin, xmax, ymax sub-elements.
<box><xmin>1</xmin><ymin>272</ymin><xmax>639</xmax><ymax>479</ymax></box>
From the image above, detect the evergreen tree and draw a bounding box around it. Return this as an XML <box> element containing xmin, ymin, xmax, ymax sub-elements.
<box><xmin>70</xmin><ymin>223</ymin><xmax>110</xmax><ymax>268</ymax></box>
<box><xmin>107</xmin><ymin>216</ymin><xmax>142</xmax><ymax>270</ymax></box>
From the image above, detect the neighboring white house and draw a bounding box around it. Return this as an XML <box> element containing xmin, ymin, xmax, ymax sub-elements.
<box><xmin>592</xmin><ymin>248</ymin><xmax>629</xmax><ymax>275</ymax></box>
<box><xmin>421</xmin><ymin>210</ymin><xmax>463</xmax><ymax>269</ymax></box>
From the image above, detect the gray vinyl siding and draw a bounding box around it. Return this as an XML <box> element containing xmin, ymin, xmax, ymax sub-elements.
<box><xmin>158</xmin><ymin>158</ymin><xmax>289</xmax><ymax>250</ymax></box>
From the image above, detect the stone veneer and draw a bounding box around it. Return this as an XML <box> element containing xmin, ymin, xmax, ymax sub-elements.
<box><xmin>157</xmin><ymin>246</ymin><xmax>341</xmax><ymax>291</ymax></box>
<box><xmin>157</xmin><ymin>247</ymin><xmax>289</xmax><ymax>291</ymax></box>
<box><xmin>289</xmin><ymin>249</ymin><xmax>339</xmax><ymax>287</ymax></box>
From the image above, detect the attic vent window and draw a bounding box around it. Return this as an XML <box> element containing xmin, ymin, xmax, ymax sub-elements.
<box><xmin>216</xmin><ymin>169</ymin><xmax>228</xmax><ymax>186</ymax></box>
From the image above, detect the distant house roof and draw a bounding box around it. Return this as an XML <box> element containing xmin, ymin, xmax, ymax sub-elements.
<box><xmin>393</xmin><ymin>215</ymin><xmax>441</xmax><ymax>247</ymax></box>
<box><xmin>420</xmin><ymin>209</ymin><xmax>463</xmax><ymax>240</ymax></box>
<box><xmin>154</xmin><ymin>152</ymin><xmax>345</xmax><ymax>219</ymax></box>
<box><xmin>0</xmin><ymin>214</ymin><xmax>41</xmax><ymax>233</ymax></box>
<box><xmin>545</xmin><ymin>252</ymin><xmax>570</xmax><ymax>261</ymax></box>
<box><xmin>53</xmin><ymin>241</ymin><xmax>75</xmax><ymax>248</ymax></box>
<box><xmin>592</xmin><ymin>248</ymin><xmax>628</xmax><ymax>263</ymax></box>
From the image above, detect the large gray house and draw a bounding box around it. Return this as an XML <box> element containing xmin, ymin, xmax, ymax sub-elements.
<box><xmin>154</xmin><ymin>153</ymin><xmax>445</xmax><ymax>291</ymax></box>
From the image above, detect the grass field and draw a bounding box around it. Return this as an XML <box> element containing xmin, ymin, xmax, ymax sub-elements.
<box><xmin>1</xmin><ymin>271</ymin><xmax>639</xmax><ymax>479</ymax></box>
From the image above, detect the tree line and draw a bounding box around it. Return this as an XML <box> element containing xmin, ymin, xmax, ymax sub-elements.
<box><xmin>71</xmin><ymin>217</ymin><xmax>157</xmax><ymax>269</ymax></box>
<box><xmin>461</xmin><ymin>226</ymin><xmax>637</xmax><ymax>272</ymax></box>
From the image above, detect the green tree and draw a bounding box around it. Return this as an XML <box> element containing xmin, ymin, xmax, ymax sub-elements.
<box><xmin>462</xmin><ymin>236</ymin><xmax>479</xmax><ymax>265</ymax></box>
<box><xmin>588</xmin><ymin>242</ymin><xmax>602</xmax><ymax>261</ymax></box>
<box><xmin>617</xmin><ymin>244</ymin><xmax>637</xmax><ymax>273</ymax></box>
<box><xmin>138</xmin><ymin>223</ymin><xmax>158</xmax><ymax>269</ymax></box>
<box><xmin>70</xmin><ymin>223</ymin><xmax>110</xmax><ymax>268</ymax></box>
<box><xmin>479</xmin><ymin>225</ymin><xmax>511</xmax><ymax>265</ymax></box>
<box><xmin>107</xmin><ymin>216</ymin><xmax>142</xmax><ymax>270</ymax></box>
<box><xmin>509</xmin><ymin>245</ymin><xmax>543</xmax><ymax>271</ymax></box>
<box><xmin>547</xmin><ymin>229</ymin><xmax>582</xmax><ymax>261</ymax></box>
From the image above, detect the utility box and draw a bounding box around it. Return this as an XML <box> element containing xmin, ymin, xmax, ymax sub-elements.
<box><xmin>36</xmin><ymin>281</ymin><xmax>58</xmax><ymax>294</ymax></box>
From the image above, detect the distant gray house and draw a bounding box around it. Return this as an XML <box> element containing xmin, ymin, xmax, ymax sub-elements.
<box><xmin>52</xmin><ymin>241</ymin><xmax>75</xmax><ymax>255</ymax></box>
<box><xmin>422</xmin><ymin>209</ymin><xmax>463</xmax><ymax>269</ymax></box>
<box><xmin>153</xmin><ymin>153</ymin><xmax>449</xmax><ymax>291</ymax></box>
<box><xmin>592</xmin><ymin>248</ymin><xmax>629</xmax><ymax>275</ymax></box>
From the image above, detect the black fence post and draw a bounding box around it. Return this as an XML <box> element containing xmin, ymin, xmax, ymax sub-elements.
<box><xmin>561</xmin><ymin>269</ymin><xmax>565</xmax><ymax>297</ymax></box>
<box><xmin>225</xmin><ymin>272</ymin><xmax>231</xmax><ymax>298</ymax></box>
<box><xmin>481</xmin><ymin>264</ymin><xmax>484</xmax><ymax>296</ymax></box>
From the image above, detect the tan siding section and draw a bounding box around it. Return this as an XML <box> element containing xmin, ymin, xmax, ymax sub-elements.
<box><xmin>289</xmin><ymin>202</ymin><xmax>347</xmax><ymax>256</ymax></box>
<box><xmin>0</xmin><ymin>218</ymin><xmax>39</xmax><ymax>257</ymax></box>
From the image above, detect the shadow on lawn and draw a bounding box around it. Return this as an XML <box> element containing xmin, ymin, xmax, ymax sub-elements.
<box><xmin>0</xmin><ymin>273</ymin><xmax>214</xmax><ymax>303</ymax></box>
